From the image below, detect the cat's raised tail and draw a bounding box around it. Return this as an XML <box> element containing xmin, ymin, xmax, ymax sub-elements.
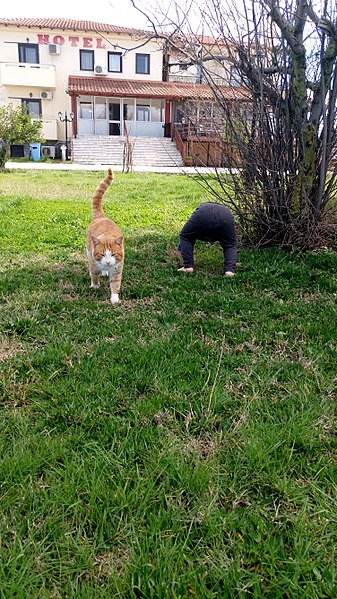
<box><xmin>92</xmin><ymin>168</ymin><xmax>114</xmax><ymax>220</ymax></box>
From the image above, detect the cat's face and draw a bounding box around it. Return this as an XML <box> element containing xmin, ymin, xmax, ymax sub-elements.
<box><xmin>92</xmin><ymin>236</ymin><xmax>123</xmax><ymax>266</ymax></box>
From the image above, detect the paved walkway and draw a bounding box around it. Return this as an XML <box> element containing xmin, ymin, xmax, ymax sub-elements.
<box><xmin>5</xmin><ymin>161</ymin><xmax>227</xmax><ymax>174</ymax></box>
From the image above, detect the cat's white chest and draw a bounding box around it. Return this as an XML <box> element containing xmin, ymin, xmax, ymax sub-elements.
<box><xmin>98</xmin><ymin>262</ymin><xmax>115</xmax><ymax>277</ymax></box>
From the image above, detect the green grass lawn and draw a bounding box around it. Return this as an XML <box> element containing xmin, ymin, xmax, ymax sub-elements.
<box><xmin>1</xmin><ymin>169</ymin><xmax>337</xmax><ymax>598</ymax></box>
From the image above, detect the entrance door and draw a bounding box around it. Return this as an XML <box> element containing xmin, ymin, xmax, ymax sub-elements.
<box><xmin>109</xmin><ymin>101</ymin><xmax>121</xmax><ymax>135</ymax></box>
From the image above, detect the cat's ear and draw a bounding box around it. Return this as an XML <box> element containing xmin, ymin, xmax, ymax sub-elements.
<box><xmin>92</xmin><ymin>237</ymin><xmax>100</xmax><ymax>246</ymax></box>
<box><xmin>115</xmin><ymin>236</ymin><xmax>123</xmax><ymax>246</ymax></box>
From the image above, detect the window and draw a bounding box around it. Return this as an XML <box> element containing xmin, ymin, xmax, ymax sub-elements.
<box><xmin>79</xmin><ymin>100</ymin><xmax>93</xmax><ymax>119</ymax></box>
<box><xmin>123</xmin><ymin>100</ymin><xmax>134</xmax><ymax>120</ymax></box>
<box><xmin>18</xmin><ymin>43</ymin><xmax>39</xmax><ymax>64</ymax></box>
<box><xmin>108</xmin><ymin>52</ymin><xmax>122</xmax><ymax>73</ymax></box>
<box><xmin>151</xmin><ymin>100</ymin><xmax>164</xmax><ymax>123</ymax></box>
<box><xmin>199</xmin><ymin>103</ymin><xmax>213</xmax><ymax>121</ymax></box>
<box><xmin>230</xmin><ymin>67</ymin><xmax>243</xmax><ymax>87</ymax></box>
<box><xmin>80</xmin><ymin>50</ymin><xmax>94</xmax><ymax>71</ymax></box>
<box><xmin>136</xmin><ymin>101</ymin><xmax>150</xmax><ymax>121</ymax></box>
<box><xmin>175</xmin><ymin>105</ymin><xmax>184</xmax><ymax>123</ymax></box>
<box><xmin>94</xmin><ymin>98</ymin><xmax>106</xmax><ymax>119</ymax></box>
<box><xmin>136</xmin><ymin>53</ymin><xmax>150</xmax><ymax>75</ymax></box>
<box><xmin>22</xmin><ymin>99</ymin><xmax>41</xmax><ymax>119</ymax></box>
<box><xmin>109</xmin><ymin>102</ymin><xmax>120</xmax><ymax>121</ymax></box>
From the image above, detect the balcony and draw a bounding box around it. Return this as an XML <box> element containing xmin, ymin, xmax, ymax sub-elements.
<box><xmin>0</xmin><ymin>62</ymin><xmax>56</xmax><ymax>88</ymax></box>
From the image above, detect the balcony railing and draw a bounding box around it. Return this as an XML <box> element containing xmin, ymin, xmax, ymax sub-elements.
<box><xmin>0</xmin><ymin>62</ymin><xmax>56</xmax><ymax>88</ymax></box>
<box><xmin>172</xmin><ymin>121</ymin><xmax>241</xmax><ymax>167</ymax></box>
<box><xmin>169</xmin><ymin>74</ymin><xmax>230</xmax><ymax>87</ymax></box>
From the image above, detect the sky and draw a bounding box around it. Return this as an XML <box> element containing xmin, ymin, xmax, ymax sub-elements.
<box><xmin>0</xmin><ymin>0</ymin><xmax>151</xmax><ymax>29</ymax></box>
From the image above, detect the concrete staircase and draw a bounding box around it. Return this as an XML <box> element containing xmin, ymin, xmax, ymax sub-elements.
<box><xmin>72</xmin><ymin>135</ymin><xmax>184</xmax><ymax>168</ymax></box>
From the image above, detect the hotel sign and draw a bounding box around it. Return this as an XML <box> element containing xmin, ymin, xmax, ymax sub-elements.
<box><xmin>37</xmin><ymin>34</ymin><xmax>106</xmax><ymax>49</ymax></box>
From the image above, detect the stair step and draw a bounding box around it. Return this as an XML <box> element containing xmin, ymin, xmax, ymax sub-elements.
<box><xmin>72</xmin><ymin>136</ymin><xmax>183</xmax><ymax>167</ymax></box>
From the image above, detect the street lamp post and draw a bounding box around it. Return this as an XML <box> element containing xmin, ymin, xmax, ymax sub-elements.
<box><xmin>58</xmin><ymin>111</ymin><xmax>74</xmax><ymax>160</ymax></box>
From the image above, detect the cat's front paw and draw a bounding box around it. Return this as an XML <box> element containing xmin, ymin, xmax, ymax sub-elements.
<box><xmin>110</xmin><ymin>293</ymin><xmax>119</xmax><ymax>305</ymax></box>
<box><xmin>90</xmin><ymin>283</ymin><xmax>100</xmax><ymax>288</ymax></box>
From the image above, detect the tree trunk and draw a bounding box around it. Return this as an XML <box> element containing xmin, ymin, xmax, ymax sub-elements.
<box><xmin>0</xmin><ymin>144</ymin><xmax>9</xmax><ymax>171</ymax></box>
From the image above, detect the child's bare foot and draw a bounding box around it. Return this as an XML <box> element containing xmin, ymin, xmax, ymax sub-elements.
<box><xmin>177</xmin><ymin>267</ymin><xmax>194</xmax><ymax>273</ymax></box>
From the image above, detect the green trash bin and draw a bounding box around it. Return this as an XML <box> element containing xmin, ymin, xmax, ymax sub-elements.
<box><xmin>30</xmin><ymin>143</ymin><xmax>41</xmax><ymax>161</ymax></box>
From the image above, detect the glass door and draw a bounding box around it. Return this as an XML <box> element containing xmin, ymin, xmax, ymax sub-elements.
<box><xmin>108</xmin><ymin>100</ymin><xmax>121</xmax><ymax>135</ymax></box>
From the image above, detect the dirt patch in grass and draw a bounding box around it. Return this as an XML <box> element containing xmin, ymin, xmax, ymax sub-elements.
<box><xmin>121</xmin><ymin>296</ymin><xmax>161</xmax><ymax>311</ymax></box>
<box><xmin>94</xmin><ymin>547</ymin><xmax>131</xmax><ymax>578</ymax></box>
<box><xmin>0</xmin><ymin>338</ymin><xmax>25</xmax><ymax>361</ymax></box>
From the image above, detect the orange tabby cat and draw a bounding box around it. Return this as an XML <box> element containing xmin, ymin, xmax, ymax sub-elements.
<box><xmin>86</xmin><ymin>168</ymin><xmax>124</xmax><ymax>304</ymax></box>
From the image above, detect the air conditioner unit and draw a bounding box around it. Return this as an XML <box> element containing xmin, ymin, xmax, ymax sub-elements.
<box><xmin>41</xmin><ymin>145</ymin><xmax>56</xmax><ymax>158</ymax></box>
<box><xmin>40</xmin><ymin>91</ymin><xmax>53</xmax><ymax>100</ymax></box>
<box><xmin>94</xmin><ymin>64</ymin><xmax>107</xmax><ymax>75</ymax></box>
<box><xmin>48</xmin><ymin>43</ymin><xmax>61</xmax><ymax>55</ymax></box>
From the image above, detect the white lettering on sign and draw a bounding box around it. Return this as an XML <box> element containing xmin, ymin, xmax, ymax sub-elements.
<box><xmin>37</xmin><ymin>34</ymin><xmax>106</xmax><ymax>49</ymax></box>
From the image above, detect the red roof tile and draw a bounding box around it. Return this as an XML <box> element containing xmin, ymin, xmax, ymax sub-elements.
<box><xmin>67</xmin><ymin>76</ymin><xmax>250</xmax><ymax>101</ymax></box>
<box><xmin>0</xmin><ymin>17</ymin><xmax>147</xmax><ymax>36</ymax></box>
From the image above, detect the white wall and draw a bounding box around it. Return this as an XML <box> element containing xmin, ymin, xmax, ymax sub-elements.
<box><xmin>0</xmin><ymin>22</ymin><xmax>164</xmax><ymax>140</ymax></box>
